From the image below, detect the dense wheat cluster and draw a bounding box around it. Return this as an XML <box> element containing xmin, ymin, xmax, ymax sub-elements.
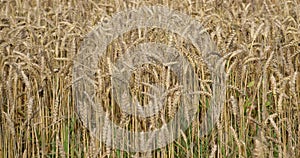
<box><xmin>0</xmin><ymin>0</ymin><xmax>299</xmax><ymax>157</ymax></box>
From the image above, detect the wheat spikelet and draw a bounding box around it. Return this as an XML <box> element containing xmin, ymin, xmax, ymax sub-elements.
<box><xmin>278</xmin><ymin>76</ymin><xmax>291</xmax><ymax>87</ymax></box>
<box><xmin>33</xmin><ymin>125</ymin><xmax>41</xmax><ymax>158</ymax></box>
<box><xmin>230</xmin><ymin>126</ymin><xmax>241</xmax><ymax>156</ymax></box>
<box><xmin>289</xmin><ymin>71</ymin><xmax>298</xmax><ymax>106</ymax></box>
<box><xmin>82</xmin><ymin>128</ymin><xmax>88</xmax><ymax>156</ymax></box>
<box><xmin>263</xmin><ymin>51</ymin><xmax>274</xmax><ymax>73</ymax></box>
<box><xmin>270</xmin><ymin>73</ymin><xmax>277</xmax><ymax>100</ymax></box>
<box><xmin>89</xmin><ymin>138</ymin><xmax>97</xmax><ymax>158</ymax></box>
<box><xmin>286</xmin><ymin>120</ymin><xmax>296</xmax><ymax>157</ymax></box>
<box><xmin>227</xmin><ymin>85</ymin><xmax>245</xmax><ymax>96</ymax></box>
<box><xmin>6</xmin><ymin>68</ymin><xmax>15</xmax><ymax>116</ymax></box>
<box><xmin>53</xmin><ymin>97</ymin><xmax>59</xmax><ymax>124</ymax></box>
<box><xmin>230</xmin><ymin>96</ymin><xmax>238</xmax><ymax>116</ymax></box>
<box><xmin>252</xmin><ymin>23</ymin><xmax>265</xmax><ymax>44</ymax></box>
<box><xmin>243</xmin><ymin>57</ymin><xmax>262</xmax><ymax>65</ymax></box>
<box><xmin>277</xmin><ymin>92</ymin><xmax>284</xmax><ymax>114</ymax></box>
<box><xmin>209</xmin><ymin>144</ymin><xmax>217</xmax><ymax>158</ymax></box>
<box><xmin>264</xmin><ymin>113</ymin><xmax>277</xmax><ymax>125</ymax></box>
<box><xmin>261</xmin><ymin>51</ymin><xmax>275</xmax><ymax>121</ymax></box>
<box><xmin>269</xmin><ymin>117</ymin><xmax>283</xmax><ymax>157</ymax></box>
<box><xmin>270</xmin><ymin>65</ymin><xmax>283</xmax><ymax>81</ymax></box>
<box><xmin>236</xmin><ymin>58</ymin><xmax>243</xmax><ymax>90</ymax></box>
<box><xmin>56</xmin><ymin>134</ymin><xmax>66</xmax><ymax>158</ymax></box>
<box><xmin>253</xmin><ymin>138</ymin><xmax>265</xmax><ymax>158</ymax></box>
<box><xmin>226</xmin><ymin>30</ymin><xmax>236</xmax><ymax>51</ymax></box>
<box><xmin>263</xmin><ymin>0</ymin><xmax>272</xmax><ymax>15</ymax></box>
<box><xmin>2</xmin><ymin>112</ymin><xmax>15</xmax><ymax>137</ymax></box>
<box><xmin>13</xmin><ymin>63</ymin><xmax>33</xmax><ymax>121</ymax></box>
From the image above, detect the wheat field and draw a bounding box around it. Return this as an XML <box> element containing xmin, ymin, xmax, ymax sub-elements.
<box><xmin>0</xmin><ymin>0</ymin><xmax>299</xmax><ymax>157</ymax></box>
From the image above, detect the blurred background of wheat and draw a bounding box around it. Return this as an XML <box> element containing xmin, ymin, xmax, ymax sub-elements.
<box><xmin>0</xmin><ymin>0</ymin><xmax>299</xmax><ymax>157</ymax></box>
